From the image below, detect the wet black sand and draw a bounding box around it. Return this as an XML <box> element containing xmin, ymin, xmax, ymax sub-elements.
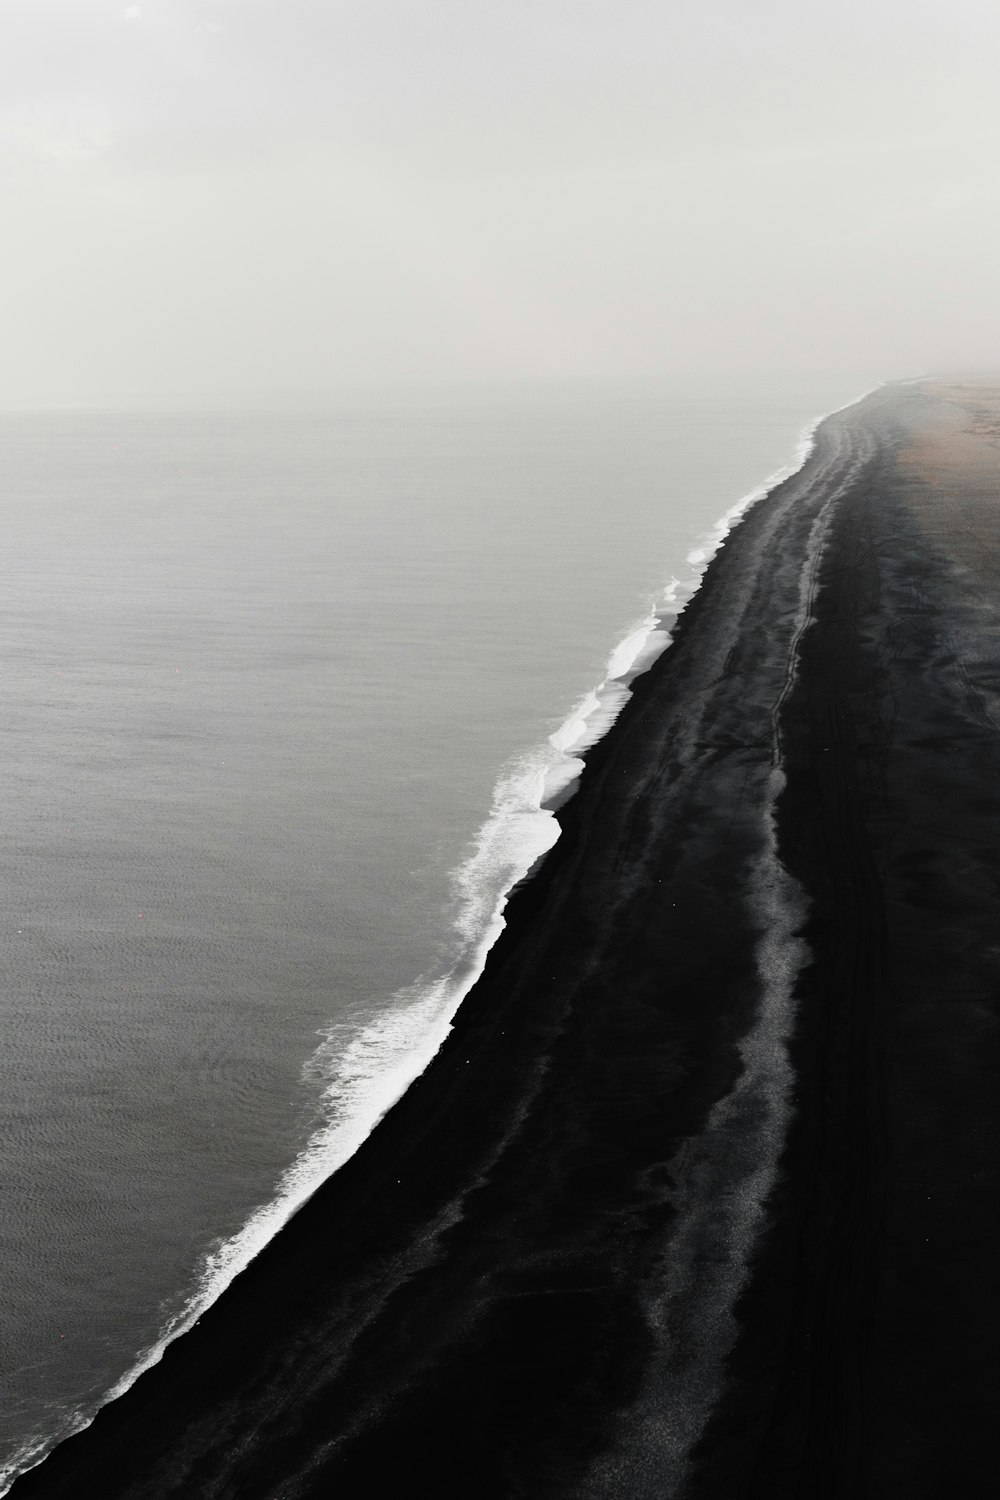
<box><xmin>12</xmin><ymin>381</ymin><xmax>1000</xmax><ymax>1497</ymax></box>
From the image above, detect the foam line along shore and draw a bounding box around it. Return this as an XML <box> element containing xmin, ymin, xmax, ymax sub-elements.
<box><xmin>4</xmin><ymin>386</ymin><xmax>895</xmax><ymax>1498</ymax></box>
<box><xmin>0</xmin><ymin>387</ymin><xmax>873</xmax><ymax>1493</ymax></box>
<box><xmin>0</xmin><ymin>384</ymin><xmax>875</xmax><ymax>1488</ymax></box>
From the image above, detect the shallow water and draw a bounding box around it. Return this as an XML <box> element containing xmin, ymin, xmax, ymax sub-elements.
<box><xmin>0</xmin><ymin>375</ymin><xmax>874</xmax><ymax>1480</ymax></box>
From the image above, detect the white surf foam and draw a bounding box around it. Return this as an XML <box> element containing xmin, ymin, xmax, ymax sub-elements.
<box><xmin>0</xmin><ymin>390</ymin><xmax>876</xmax><ymax>1495</ymax></box>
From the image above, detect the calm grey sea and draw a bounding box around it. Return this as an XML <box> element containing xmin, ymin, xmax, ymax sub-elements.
<box><xmin>0</xmin><ymin>377</ymin><xmax>872</xmax><ymax>1481</ymax></box>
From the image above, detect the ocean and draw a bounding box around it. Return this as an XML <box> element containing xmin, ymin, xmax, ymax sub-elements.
<box><xmin>0</xmin><ymin>375</ymin><xmax>874</xmax><ymax>1486</ymax></box>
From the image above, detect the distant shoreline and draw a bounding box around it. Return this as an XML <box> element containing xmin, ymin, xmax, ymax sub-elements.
<box><xmin>15</xmin><ymin>380</ymin><xmax>1000</xmax><ymax>1498</ymax></box>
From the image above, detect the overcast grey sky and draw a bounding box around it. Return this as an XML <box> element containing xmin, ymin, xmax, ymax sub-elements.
<box><xmin>3</xmin><ymin>0</ymin><xmax>999</xmax><ymax>402</ymax></box>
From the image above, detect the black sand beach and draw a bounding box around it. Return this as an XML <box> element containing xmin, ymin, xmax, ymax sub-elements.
<box><xmin>12</xmin><ymin>380</ymin><xmax>1000</xmax><ymax>1498</ymax></box>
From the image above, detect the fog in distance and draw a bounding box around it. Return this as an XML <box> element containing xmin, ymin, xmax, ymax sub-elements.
<box><xmin>3</xmin><ymin>0</ymin><xmax>999</xmax><ymax>404</ymax></box>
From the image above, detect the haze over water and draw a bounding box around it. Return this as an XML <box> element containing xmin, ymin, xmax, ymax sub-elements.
<box><xmin>5</xmin><ymin>2</ymin><xmax>1000</xmax><ymax>407</ymax></box>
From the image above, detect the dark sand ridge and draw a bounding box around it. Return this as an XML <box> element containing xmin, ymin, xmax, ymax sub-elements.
<box><xmin>692</xmin><ymin>379</ymin><xmax>1000</xmax><ymax>1498</ymax></box>
<box><xmin>11</xmin><ymin>381</ymin><xmax>1000</xmax><ymax>1497</ymax></box>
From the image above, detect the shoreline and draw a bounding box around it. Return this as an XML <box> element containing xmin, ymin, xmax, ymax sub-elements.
<box><xmin>16</xmin><ymin>377</ymin><xmax>1000</xmax><ymax>1496</ymax></box>
<box><xmin>8</xmin><ymin>392</ymin><xmax>880</xmax><ymax>1497</ymax></box>
<box><xmin>0</xmin><ymin>392</ymin><xmax>864</xmax><ymax>1495</ymax></box>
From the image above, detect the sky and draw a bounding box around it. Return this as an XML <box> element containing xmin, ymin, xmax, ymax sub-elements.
<box><xmin>2</xmin><ymin>0</ymin><xmax>1000</xmax><ymax>402</ymax></box>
